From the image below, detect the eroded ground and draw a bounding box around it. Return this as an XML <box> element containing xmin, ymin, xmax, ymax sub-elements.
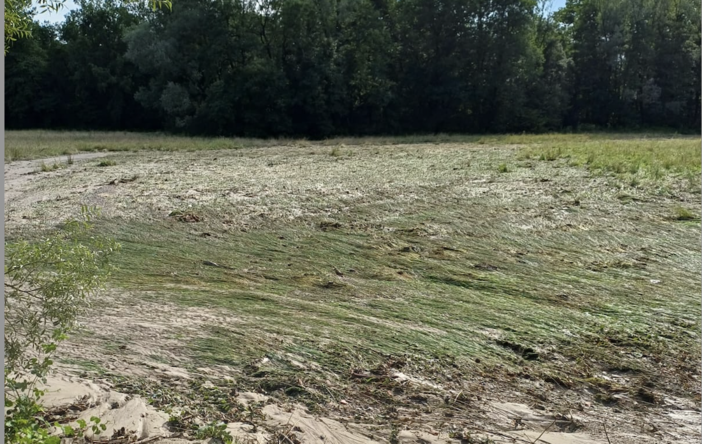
<box><xmin>5</xmin><ymin>138</ymin><xmax>701</xmax><ymax>444</ymax></box>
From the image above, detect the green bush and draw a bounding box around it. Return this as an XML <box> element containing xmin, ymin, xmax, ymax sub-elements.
<box><xmin>195</xmin><ymin>421</ymin><xmax>233</xmax><ymax>444</ymax></box>
<box><xmin>4</xmin><ymin>206</ymin><xmax>119</xmax><ymax>444</ymax></box>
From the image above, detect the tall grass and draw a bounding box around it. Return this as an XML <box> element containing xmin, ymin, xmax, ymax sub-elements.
<box><xmin>6</xmin><ymin>130</ymin><xmax>700</xmax><ymax>162</ymax></box>
<box><xmin>521</xmin><ymin>138</ymin><xmax>701</xmax><ymax>179</ymax></box>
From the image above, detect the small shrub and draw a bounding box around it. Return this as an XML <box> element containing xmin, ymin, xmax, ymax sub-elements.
<box><xmin>5</xmin><ymin>206</ymin><xmax>119</xmax><ymax>444</ymax></box>
<box><xmin>498</xmin><ymin>163</ymin><xmax>509</xmax><ymax>173</ymax></box>
<box><xmin>38</xmin><ymin>161</ymin><xmax>61</xmax><ymax>172</ymax></box>
<box><xmin>195</xmin><ymin>421</ymin><xmax>233</xmax><ymax>444</ymax></box>
<box><xmin>329</xmin><ymin>147</ymin><xmax>341</xmax><ymax>157</ymax></box>
<box><xmin>54</xmin><ymin>417</ymin><xmax>107</xmax><ymax>441</ymax></box>
<box><xmin>97</xmin><ymin>159</ymin><xmax>117</xmax><ymax>167</ymax></box>
<box><xmin>542</xmin><ymin>147</ymin><xmax>561</xmax><ymax>161</ymax></box>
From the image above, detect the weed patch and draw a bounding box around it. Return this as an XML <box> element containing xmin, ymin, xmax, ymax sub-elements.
<box><xmin>673</xmin><ymin>206</ymin><xmax>699</xmax><ymax>221</ymax></box>
<box><xmin>97</xmin><ymin>159</ymin><xmax>117</xmax><ymax>167</ymax></box>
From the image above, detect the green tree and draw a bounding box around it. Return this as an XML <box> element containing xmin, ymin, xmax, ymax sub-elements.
<box><xmin>4</xmin><ymin>22</ymin><xmax>55</xmax><ymax>127</ymax></box>
<box><xmin>5</xmin><ymin>0</ymin><xmax>701</xmax><ymax>133</ymax></box>
<box><xmin>4</xmin><ymin>0</ymin><xmax>65</xmax><ymax>53</ymax></box>
<box><xmin>125</xmin><ymin>0</ymin><xmax>242</xmax><ymax>133</ymax></box>
<box><xmin>59</xmin><ymin>0</ymin><xmax>154</xmax><ymax>129</ymax></box>
<box><xmin>4</xmin><ymin>0</ymin><xmax>171</xmax><ymax>53</ymax></box>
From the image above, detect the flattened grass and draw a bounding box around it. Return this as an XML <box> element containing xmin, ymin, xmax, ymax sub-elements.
<box><xmin>9</xmin><ymin>132</ymin><xmax>700</xmax><ymax>412</ymax></box>
<box><xmin>87</xmin><ymin>134</ymin><xmax>699</xmax><ymax>399</ymax></box>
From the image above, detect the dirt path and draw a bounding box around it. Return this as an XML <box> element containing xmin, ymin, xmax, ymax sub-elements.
<box><xmin>4</xmin><ymin>152</ymin><xmax>113</xmax><ymax>202</ymax></box>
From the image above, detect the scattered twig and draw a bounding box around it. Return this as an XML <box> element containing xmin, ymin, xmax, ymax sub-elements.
<box><xmin>463</xmin><ymin>427</ymin><xmax>533</xmax><ymax>444</ymax></box>
<box><xmin>531</xmin><ymin>420</ymin><xmax>556</xmax><ymax>444</ymax></box>
<box><xmin>133</xmin><ymin>435</ymin><xmax>164</xmax><ymax>444</ymax></box>
<box><xmin>603</xmin><ymin>422</ymin><xmax>612</xmax><ymax>444</ymax></box>
<box><xmin>279</xmin><ymin>433</ymin><xmax>297</xmax><ymax>444</ymax></box>
<box><xmin>323</xmin><ymin>386</ymin><xmax>336</xmax><ymax>403</ymax></box>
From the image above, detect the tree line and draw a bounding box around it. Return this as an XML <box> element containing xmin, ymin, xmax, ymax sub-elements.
<box><xmin>6</xmin><ymin>0</ymin><xmax>701</xmax><ymax>137</ymax></box>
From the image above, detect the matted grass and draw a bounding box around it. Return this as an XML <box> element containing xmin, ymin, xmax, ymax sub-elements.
<box><xmin>5</xmin><ymin>133</ymin><xmax>701</xmax><ymax>439</ymax></box>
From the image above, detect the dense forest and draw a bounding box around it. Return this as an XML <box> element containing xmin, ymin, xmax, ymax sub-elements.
<box><xmin>6</xmin><ymin>0</ymin><xmax>701</xmax><ymax>137</ymax></box>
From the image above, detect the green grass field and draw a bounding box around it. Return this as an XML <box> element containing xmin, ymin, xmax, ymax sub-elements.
<box><xmin>5</xmin><ymin>131</ymin><xmax>701</xmax><ymax>442</ymax></box>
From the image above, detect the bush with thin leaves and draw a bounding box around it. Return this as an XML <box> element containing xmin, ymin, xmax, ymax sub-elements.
<box><xmin>4</xmin><ymin>206</ymin><xmax>119</xmax><ymax>444</ymax></box>
<box><xmin>5</xmin><ymin>0</ymin><xmax>172</xmax><ymax>53</ymax></box>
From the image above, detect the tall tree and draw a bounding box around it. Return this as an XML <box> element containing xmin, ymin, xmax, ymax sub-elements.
<box><xmin>5</xmin><ymin>0</ymin><xmax>701</xmax><ymax>134</ymax></box>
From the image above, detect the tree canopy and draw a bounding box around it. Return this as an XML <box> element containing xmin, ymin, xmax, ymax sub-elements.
<box><xmin>5</xmin><ymin>0</ymin><xmax>701</xmax><ymax>135</ymax></box>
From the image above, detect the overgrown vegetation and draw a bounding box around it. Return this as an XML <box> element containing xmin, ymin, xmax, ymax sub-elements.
<box><xmin>5</xmin><ymin>0</ymin><xmax>700</xmax><ymax>136</ymax></box>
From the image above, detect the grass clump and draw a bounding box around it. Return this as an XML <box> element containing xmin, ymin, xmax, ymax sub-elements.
<box><xmin>497</xmin><ymin>163</ymin><xmax>509</xmax><ymax>173</ymax></box>
<box><xmin>97</xmin><ymin>159</ymin><xmax>117</xmax><ymax>167</ymax></box>
<box><xmin>673</xmin><ymin>206</ymin><xmax>699</xmax><ymax>221</ymax></box>
<box><xmin>38</xmin><ymin>161</ymin><xmax>61</xmax><ymax>172</ymax></box>
<box><xmin>6</xmin><ymin>146</ymin><xmax>23</xmax><ymax>162</ymax></box>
